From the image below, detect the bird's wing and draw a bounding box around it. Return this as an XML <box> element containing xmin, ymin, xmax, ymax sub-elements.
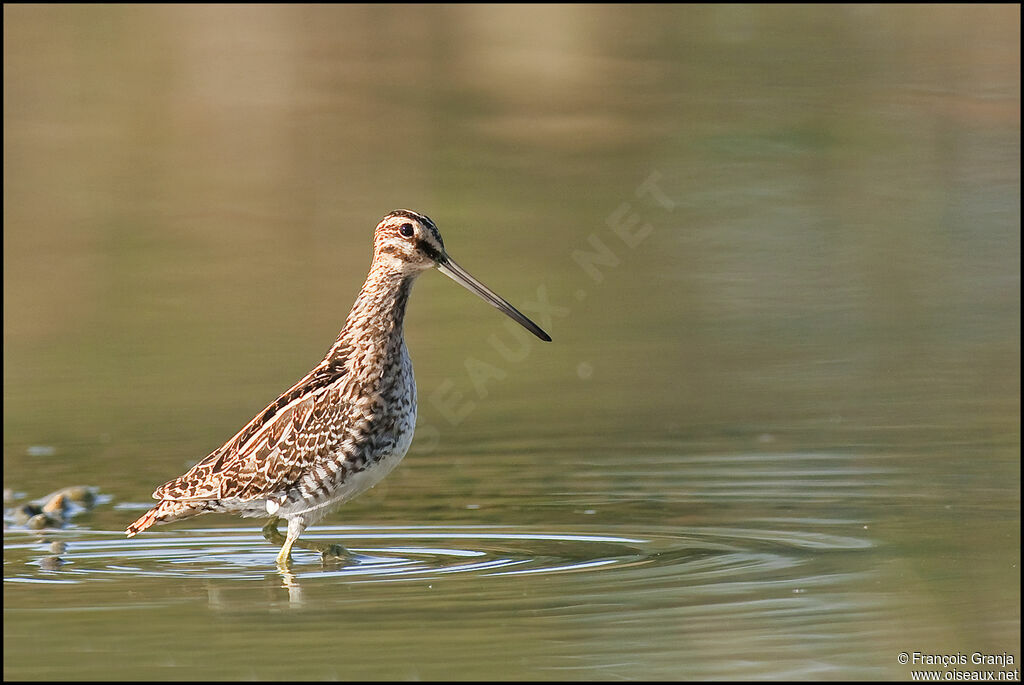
<box><xmin>154</xmin><ymin>354</ymin><xmax>349</xmax><ymax>502</ymax></box>
<box><xmin>220</xmin><ymin>386</ymin><xmax>347</xmax><ymax>501</ymax></box>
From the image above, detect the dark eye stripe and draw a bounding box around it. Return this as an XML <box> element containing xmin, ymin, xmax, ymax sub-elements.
<box><xmin>417</xmin><ymin>239</ymin><xmax>443</xmax><ymax>262</ymax></box>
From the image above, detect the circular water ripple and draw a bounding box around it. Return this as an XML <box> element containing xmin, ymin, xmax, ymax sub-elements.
<box><xmin>4</xmin><ymin>523</ymin><xmax>872</xmax><ymax>585</ymax></box>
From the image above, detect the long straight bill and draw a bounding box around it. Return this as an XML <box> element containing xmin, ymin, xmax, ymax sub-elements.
<box><xmin>436</xmin><ymin>257</ymin><xmax>552</xmax><ymax>342</ymax></box>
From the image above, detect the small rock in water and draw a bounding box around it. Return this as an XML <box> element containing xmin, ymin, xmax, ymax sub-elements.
<box><xmin>49</xmin><ymin>540</ymin><xmax>68</xmax><ymax>554</ymax></box>
<box><xmin>5</xmin><ymin>485</ymin><xmax>102</xmax><ymax>530</ymax></box>
<box><xmin>26</xmin><ymin>445</ymin><xmax>57</xmax><ymax>457</ymax></box>
<box><xmin>25</xmin><ymin>513</ymin><xmax>60</xmax><ymax>530</ymax></box>
<box><xmin>34</xmin><ymin>486</ymin><xmax>99</xmax><ymax>515</ymax></box>
<box><xmin>63</xmin><ymin>486</ymin><xmax>97</xmax><ymax>507</ymax></box>
<box><xmin>12</xmin><ymin>503</ymin><xmax>43</xmax><ymax>525</ymax></box>
<box><xmin>39</xmin><ymin>555</ymin><xmax>65</xmax><ymax>571</ymax></box>
<box><xmin>42</xmin><ymin>492</ymin><xmax>70</xmax><ymax>514</ymax></box>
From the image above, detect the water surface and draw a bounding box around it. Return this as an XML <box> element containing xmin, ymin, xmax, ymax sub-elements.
<box><xmin>4</xmin><ymin>4</ymin><xmax>1020</xmax><ymax>680</ymax></box>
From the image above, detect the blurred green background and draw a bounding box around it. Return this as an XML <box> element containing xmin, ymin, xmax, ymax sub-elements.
<box><xmin>4</xmin><ymin>4</ymin><xmax>1019</xmax><ymax>681</ymax></box>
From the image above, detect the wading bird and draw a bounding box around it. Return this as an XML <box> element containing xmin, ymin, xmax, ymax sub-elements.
<box><xmin>126</xmin><ymin>210</ymin><xmax>550</xmax><ymax>565</ymax></box>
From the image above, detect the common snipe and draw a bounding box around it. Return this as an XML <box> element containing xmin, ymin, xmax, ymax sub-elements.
<box><xmin>126</xmin><ymin>210</ymin><xmax>551</xmax><ymax>565</ymax></box>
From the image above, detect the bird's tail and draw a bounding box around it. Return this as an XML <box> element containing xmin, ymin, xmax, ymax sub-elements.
<box><xmin>125</xmin><ymin>500</ymin><xmax>204</xmax><ymax>537</ymax></box>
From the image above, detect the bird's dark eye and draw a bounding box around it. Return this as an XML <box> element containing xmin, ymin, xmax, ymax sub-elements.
<box><xmin>399</xmin><ymin>223</ymin><xmax>415</xmax><ymax>238</ymax></box>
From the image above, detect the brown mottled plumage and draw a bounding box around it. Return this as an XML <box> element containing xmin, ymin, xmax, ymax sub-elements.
<box><xmin>126</xmin><ymin>210</ymin><xmax>551</xmax><ymax>566</ymax></box>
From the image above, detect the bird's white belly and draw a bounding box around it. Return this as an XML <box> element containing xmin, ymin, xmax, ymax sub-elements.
<box><xmin>274</xmin><ymin>400</ymin><xmax>416</xmax><ymax>522</ymax></box>
<box><xmin>335</xmin><ymin>416</ymin><xmax>415</xmax><ymax>501</ymax></box>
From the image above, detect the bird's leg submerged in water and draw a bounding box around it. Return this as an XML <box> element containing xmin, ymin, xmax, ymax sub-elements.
<box><xmin>262</xmin><ymin>517</ymin><xmax>348</xmax><ymax>566</ymax></box>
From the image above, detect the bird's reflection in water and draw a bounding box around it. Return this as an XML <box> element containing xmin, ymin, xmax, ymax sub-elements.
<box><xmin>204</xmin><ymin>547</ymin><xmax>362</xmax><ymax>612</ymax></box>
<box><xmin>278</xmin><ymin>566</ymin><xmax>304</xmax><ymax>607</ymax></box>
